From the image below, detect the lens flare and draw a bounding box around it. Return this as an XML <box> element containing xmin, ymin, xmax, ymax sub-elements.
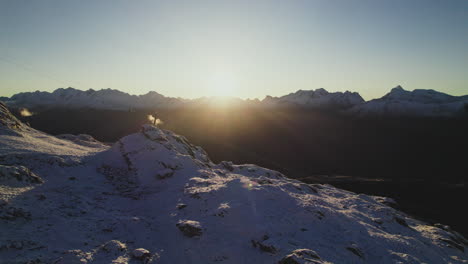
<box><xmin>243</xmin><ymin>180</ymin><xmax>258</xmax><ymax>190</ymax></box>
<box><xmin>148</xmin><ymin>115</ymin><xmax>163</xmax><ymax>126</ymax></box>
<box><xmin>20</xmin><ymin>108</ymin><xmax>33</xmax><ymax>117</ymax></box>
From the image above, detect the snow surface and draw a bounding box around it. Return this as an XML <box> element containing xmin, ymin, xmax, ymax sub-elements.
<box><xmin>0</xmin><ymin>104</ymin><xmax>467</xmax><ymax>263</ymax></box>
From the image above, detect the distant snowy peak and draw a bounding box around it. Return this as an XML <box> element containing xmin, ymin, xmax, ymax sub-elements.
<box><xmin>4</xmin><ymin>86</ymin><xmax>468</xmax><ymax>117</ymax></box>
<box><xmin>7</xmin><ymin>87</ymin><xmax>185</xmax><ymax>110</ymax></box>
<box><xmin>349</xmin><ymin>86</ymin><xmax>468</xmax><ymax>117</ymax></box>
<box><xmin>383</xmin><ymin>85</ymin><xmax>467</xmax><ymax>104</ymax></box>
<box><xmin>263</xmin><ymin>88</ymin><xmax>365</xmax><ymax>109</ymax></box>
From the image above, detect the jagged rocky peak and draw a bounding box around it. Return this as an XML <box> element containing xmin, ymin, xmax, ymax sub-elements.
<box><xmin>348</xmin><ymin>85</ymin><xmax>468</xmax><ymax>117</ymax></box>
<box><xmin>263</xmin><ymin>88</ymin><xmax>364</xmax><ymax>109</ymax></box>
<box><xmin>294</xmin><ymin>88</ymin><xmax>329</xmax><ymax>96</ymax></box>
<box><xmin>391</xmin><ymin>85</ymin><xmax>404</xmax><ymax>91</ymax></box>
<box><xmin>383</xmin><ymin>85</ymin><xmax>409</xmax><ymax>99</ymax></box>
<box><xmin>382</xmin><ymin>85</ymin><xmax>466</xmax><ymax>103</ymax></box>
<box><xmin>142</xmin><ymin>91</ymin><xmax>164</xmax><ymax>98</ymax></box>
<box><xmin>53</xmin><ymin>86</ymin><xmax>81</xmax><ymax>93</ymax></box>
<box><xmin>5</xmin><ymin>87</ymin><xmax>186</xmax><ymax>110</ymax></box>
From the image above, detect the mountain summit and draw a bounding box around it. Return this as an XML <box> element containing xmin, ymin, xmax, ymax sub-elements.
<box><xmin>3</xmin><ymin>86</ymin><xmax>468</xmax><ymax>116</ymax></box>
<box><xmin>0</xmin><ymin>104</ymin><xmax>466</xmax><ymax>263</ymax></box>
<box><xmin>5</xmin><ymin>87</ymin><xmax>185</xmax><ymax>110</ymax></box>
<box><xmin>262</xmin><ymin>88</ymin><xmax>365</xmax><ymax>109</ymax></box>
<box><xmin>349</xmin><ymin>86</ymin><xmax>468</xmax><ymax>117</ymax></box>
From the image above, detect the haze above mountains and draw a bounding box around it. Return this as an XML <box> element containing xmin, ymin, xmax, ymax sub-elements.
<box><xmin>3</xmin><ymin>86</ymin><xmax>468</xmax><ymax>117</ymax></box>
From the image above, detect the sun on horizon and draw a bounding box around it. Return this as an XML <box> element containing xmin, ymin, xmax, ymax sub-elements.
<box><xmin>206</xmin><ymin>71</ymin><xmax>238</xmax><ymax>98</ymax></box>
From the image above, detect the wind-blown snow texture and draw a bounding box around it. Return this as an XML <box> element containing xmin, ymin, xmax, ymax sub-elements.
<box><xmin>0</xmin><ymin>102</ymin><xmax>467</xmax><ymax>263</ymax></box>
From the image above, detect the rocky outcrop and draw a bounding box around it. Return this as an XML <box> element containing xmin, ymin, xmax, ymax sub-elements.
<box><xmin>176</xmin><ymin>220</ymin><xmax>203</xmax><ymax>237</ymax></box>
<box><xmin>132</xmin><ymin>248</ymin><xmax>151</xmax><ymax>261</ymax></box>
<box><xmin>54</xmin><ymin>240</ymin><xmax>159</xmax><ymax>264</ymax></box>
<box><xmin>0</xmin><ymin>102</ymin><xmax>25</xmax><ymax>135</ymax></box>
<box><xmin>0</xmin><ymin>165</ymin><xmax>43</xmax><ymax>186</ymax></box>
<box><xmin>279</xmin><ymin>249</ymin><xmax>323</xmax><ymax>264</ymax></box>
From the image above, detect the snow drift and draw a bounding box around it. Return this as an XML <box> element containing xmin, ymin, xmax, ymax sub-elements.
<box><xmin>0</xmin><ymin>103</ymin><xmax>467</xmax><ymax>263</ymax></box>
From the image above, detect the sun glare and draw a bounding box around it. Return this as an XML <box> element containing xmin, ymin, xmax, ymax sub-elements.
<box><xmin>208</xmin><ymin>71</ymin><xmax>237</xmax><ymax>97</ymax></box>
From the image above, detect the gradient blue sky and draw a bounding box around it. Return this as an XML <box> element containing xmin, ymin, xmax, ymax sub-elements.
<box><xmin>1</xmin><ymin>0</ymin><xmax>467</xmax><ymax>99</ymax></box>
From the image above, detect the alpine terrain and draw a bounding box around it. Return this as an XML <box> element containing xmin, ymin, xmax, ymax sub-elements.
<box><xmin>4</xmin><ymin>86</ymin><xmax>468</xmax><ymax>117</ymax></box>
<box><xmin>348</xmin><ymin>86</ymin><xmax>468</xmax><ymax>117</ymax></box>
<box><xmin>0</xmin><ymin>102</ymin><xmax>467</xmax><ymax>264</ymax></box>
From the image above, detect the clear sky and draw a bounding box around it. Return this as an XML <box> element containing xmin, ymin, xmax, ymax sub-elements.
<box><xmin>0</xmin><ymin>0</ymin><xmax>467</xmax><ymax>100</ymax></box>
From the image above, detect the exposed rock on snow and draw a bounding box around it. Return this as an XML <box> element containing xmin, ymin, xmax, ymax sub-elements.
<box><xmin>54</xmin><ymin>240</ymin><xmax>159</xmax><ymax>264</ymax></box>
<box><xmin>278</xmin><ymin>249</ymin><xmax>324</xmax><ymax>264</ymax></box>
<box><xmin>0</xmin><ymin>104</ymin><xmax>467</xmax><ymax>263</ymax></box>
<box><xmin>346</xmin><ymin>246</ymin><xmax>365</xmax><ymax>259</ymax></box>
<box><xmin>0</xmin><ymin>165</ymin><xmax>43</xmax><ymax>186</ymax></box>
<box><xmin>176</xmin><ymin>203</ymin><xmax>187</xmax><ymax>210</ymax></box>
<box><xmin>155</xmin><ymin>168</ymin><xmax>174</xmax><ymax>179</ymax></box>
<box><xmin>251</xmin><ymin>236</ymin><xmax>278</xmax><ymax>254</ymax></box>
<box><xmin>101</xmin><ymin>240</ymin><xmax>127</xmax><ymax>253</ymax></box>
<box><xmin>56</xmin><ymin>134</ymin><xmax>106</xmax><ymax>148</ymax></box>
<box><xmin>176</xmin><ymin>220</ymin><xmax>203</xmax><ymax>237</ymax></box>
<box><xmin>0</xmin><ymin>202</ymin><xmax>31</xmax><ymax>221</ymax></box>
<box><xmin>132</xmin><ymin>248</ymin><xmax>151</xmax><ymax>260</ymax></box>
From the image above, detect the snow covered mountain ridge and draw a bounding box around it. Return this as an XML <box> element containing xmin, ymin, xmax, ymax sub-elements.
<box><xmin>4</xmin><ymin>87</ymin><xmax>364</xmax><ymax>110</ymax></box>
<box><xmin>3</xmin><ymin>86</ymin><xmax>468</xmax><ymax>116</ymax></box>
<box><xmin>262</xmin><ymin>88</ymin><xmax>365</xmax><ymax>109</ymax></box>
<box><xmin>3</xmin><ymin>86</ymin><xmax>467</xmax><ymax>117</ymax></box>
<box><xmin>348</xmin><ymin>85</ymin><xmax>468</xmax><ymax>117</ymax></box>
<box><xmin>1</xmin><ymin>103</ymin><xmax>467</xmax><ymax>263</ymax></box>
<box><xmin>4</xmin><ymin>87</ymin><xmax>187</xmax><ymax>110</ymax></box>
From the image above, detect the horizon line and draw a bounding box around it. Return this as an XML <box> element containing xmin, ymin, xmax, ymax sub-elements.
<box><xmin>3</xmin><ymin>85</ymin><xmax>467</xmax><ymax>102</ymax></box>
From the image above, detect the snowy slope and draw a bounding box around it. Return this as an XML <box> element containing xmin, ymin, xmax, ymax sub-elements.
<box><xmin>349</xmin><ymin>86</ymin><xmax>468</xmax><ymax>117</ymax></box>
<box><xmin>0</xmin><ymin>103</ymin><xmax>467</xmax><ymax>263</ymax></box>
<box><xmin>0</xmin><ymin>101</ymin><xmax>107</xmax><ymax>166</ymax></box>
<box><xmin>262</xmin><ymin>89</ymin><xmax>365</xmax><ymax>109</ymax></box>
<box><xmin>5</xmin><ymin>88</ymin><xmax>186</xmax><ymax>110</ymax></box>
